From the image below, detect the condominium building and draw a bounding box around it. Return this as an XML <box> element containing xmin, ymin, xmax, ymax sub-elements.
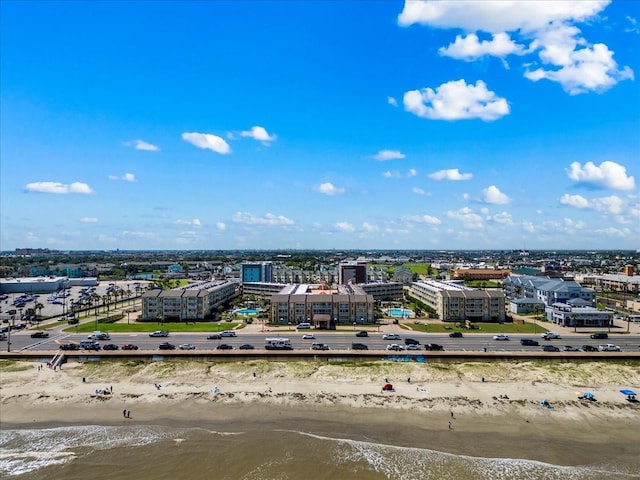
<box><xmin>338</xmin><ymin>261</ymin><xmax>367</xmax><ymax>285</ymax></box>
<box><xmin>504</xmin><ymin>275</ymin><xmax>595</xmax><ymax>307</ymax></box>
<box><xmin>409</xmin><ymin>280</ymin><xmax>506</xmax><ymax>322</ymax></box>
<box><xmin>241</xmin><ymin>262</ymin><xmax>274</xmax><ymax>284</ymax></box>
<box><xmin>141</xmin><ymin>280</ymin><xmax>238</xmax><ymax>321</ymax></box>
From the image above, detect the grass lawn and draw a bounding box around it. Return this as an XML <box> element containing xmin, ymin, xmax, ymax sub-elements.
<box><xmin>402</xmin><ymin>321</ymin><xmax>549</xmax><ymax>334</ymax></box>
<box><xmin>65</xmin><ymin>322</ymin><xmax>243</xmax><ymax>334</ymax></box>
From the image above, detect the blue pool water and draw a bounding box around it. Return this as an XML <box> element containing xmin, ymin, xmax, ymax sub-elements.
<box><xmin>236</xmin><ymin>308</ymin><xmax>259</xmax><ymax>315</ymax></box>
<box><xmin>386</xmin><ymin>308</ymin><xmax>413</xmax><ymax>318</ymax></box>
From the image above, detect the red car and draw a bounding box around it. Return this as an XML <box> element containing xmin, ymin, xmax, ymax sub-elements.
<box><xmin>122</xmin><ymin>344</ymin><xmax>139</xmax><ymax>350</ymax></box>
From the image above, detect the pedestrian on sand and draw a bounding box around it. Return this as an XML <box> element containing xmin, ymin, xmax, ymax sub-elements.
<box><xmin>123</xmin><ymin>409</ymin><xmax>127</xmax><ymax>418</ymax></box>
<box><xmin>448</xmin><ymin>421</ymin><xmax>452</xmax><ymax>430</ymax></box>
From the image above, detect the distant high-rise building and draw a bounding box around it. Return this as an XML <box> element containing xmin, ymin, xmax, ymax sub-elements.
<box><xmin>241</xmin><ymin>262</ymin><xmax>274</xmax><ymax>284</ymax></box>
<box><xmin>338</xmin><ymin>261</ymin><xmax>367</xmax><ymax>285</ymax></box>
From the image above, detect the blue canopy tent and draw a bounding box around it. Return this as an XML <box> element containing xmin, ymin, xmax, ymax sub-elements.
<box><xmin>620</xmin><ymin>389</ymin><xmax>637</xmax><ymax>401</ymax></box>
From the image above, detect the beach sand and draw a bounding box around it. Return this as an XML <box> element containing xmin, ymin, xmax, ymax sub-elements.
<box><xmin>1</xmin><ymin>359</ymin><xmax>639</xmax><ymax>469</ymax></box>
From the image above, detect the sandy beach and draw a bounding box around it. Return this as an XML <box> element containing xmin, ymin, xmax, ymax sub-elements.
<box><xmin>1</xmin><ymin>358</ymin><xmax>639</xmax><ymax>476</ymax></box>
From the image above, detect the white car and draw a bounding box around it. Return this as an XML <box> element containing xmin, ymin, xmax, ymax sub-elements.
<box><xmin>386</xmin><ymin>344</ymin><xmax>405</xmax><ymax>351</ymax></box>
<box><xmin>220</xmin><ymin>330</ymin><xmax>236</xmax><ymax>337</ymax></box>
<box><xmin>493</xmin><ymin>334</ymin><xmax>509</xmax><ymax>341</ymax></box>
<box><xmin>598</xmin><ymin>344</ymin><xmax>621</xmax><ymax>352</ymax></box>
<box><xmin>302</xmin><ymin>333</ymin><xmax>315</xmax><ymax>339</ymax></box>
<box><xmin>179</xmin><ymin>343</ymin><xmax>196</xmax><ymax>350</ymax></box>
<box><xmin>405</xmin><ymin>344</ymin><xmax>421</xmax><ymax>351</ymax></box>
<box><xmin>382</xmin><ymin>333</ymin><xmax>401</xmax><ymax>340</ymax></box>
<box><xmin>541</xmin><ymin>332</ymin><xmax>561</xmax><ymax>340</ymax></box>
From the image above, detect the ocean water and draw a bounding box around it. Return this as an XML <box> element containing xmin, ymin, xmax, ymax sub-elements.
<box><xmin>2</xmin><ymin>425</ymin><xmax>638</xmax><ymax>480</ymax></box>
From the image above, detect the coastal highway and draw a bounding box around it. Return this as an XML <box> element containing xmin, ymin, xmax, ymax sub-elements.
<box><xmin>6</xmin><ymin>332</ymin><xmax>640</xmax><ymax>353</ymax></box>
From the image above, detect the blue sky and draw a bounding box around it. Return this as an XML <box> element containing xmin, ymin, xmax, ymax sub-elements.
<box><xmin>1</xmin><ymin>0</ymin><xmax>638</xmax><ymax>251</ymax></box>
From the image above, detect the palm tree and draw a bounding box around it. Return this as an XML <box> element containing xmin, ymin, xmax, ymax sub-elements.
<box><xmin>35</xmin><ymin>302</ymin><xmax>44</xmax><ymax>327</ymax></box>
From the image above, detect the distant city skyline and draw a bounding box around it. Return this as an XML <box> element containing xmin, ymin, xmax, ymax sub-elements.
<box><xmin>1</xmin><ymin>1</ymin><xmax>638</xmax><ymax>251</ymax></box>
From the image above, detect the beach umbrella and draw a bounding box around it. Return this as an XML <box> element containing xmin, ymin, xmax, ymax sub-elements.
<box><xmin>583</xmin><ymin>392</ymin><xmax>595</xmax><ymax>400</ymax></box>
<box><xmin>620</xmin><ymin>389</ymin><xmax>636</xmax><ymax>396</ymax></box>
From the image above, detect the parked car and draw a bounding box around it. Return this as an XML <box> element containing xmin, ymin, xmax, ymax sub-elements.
<box><xmin>302</xmin><ymin>333</ymin><xmax>315</xmax><ymax>339</ymax></box>
<box><xmin>541</xmin><ymin>332</ymin><xmax>561</xmax><ymax>340</ymax></box>
<box><xmin>382</xmin><ymin>333</ymin><xmax>400</xmax><ymax>340</ymax></box>
<box><xmin>179</xmin><ymin>343</ymin><xmax>196</xmax><ymax>350</ymax></box>
<box><xmin>590</xmin><ymin>332</ymin><xmax>608</xmax><ymax>339</ymax></box>
<box><xmin>60</xmin><ymin>343</ymin><xmax>80</xmax><ymax>350</ymax></box>
<box><xmin>493</xmin><ymin>334</ymin><xmax>509</xmax><ymax>341</ymax></box>
<box><xmin>216</xmin><ymin>344</ymin><xmax>234</xmax><ymax>350</ymax></box>
<box><xmin>158</xmin><ymin>342</ymin><xmax>176</xmax><ymax>350</ymax></box>
<box><xmin>404</xmin><ymin>338</ymin><xmax>420</xmax><ymax>345</ymax></box>
<box><xmin>541</xmin><ymin>345</ymin><xmax>560</xmax><ymax>352</ymax></box>
<box><xmin>351</xmin><ymin>343</ymin><xmax>368</xmax><ymax>350</ymax></box>
<box><xmin>386</xmin><ymin>344</ymin><xmax>405</xmax><ymax>351</ymax></box>
<box><xmin>598</xmin><ymin>344</ymin><xmax>621</xmax><ymax>352</ymax></box>
<box><xmin>150</xmin><ymin>330</ymin><xmax>169</xmax><ymax>338</ymax></box>
<box><xmin>207</xmin><ymin>333</ymin><xmax>222</xmax><ymax>340</ymax></box>
<box><xmin>355</xmin><ymin>331</ymin><xmax>369</xmax><ymax>337</ymax></box>
<box><xmin>121</xmin><ymin>344</ymin><xmax>139</xmax><ymax>350</ymax></box>
<box><xmin>520</xmin><ymin>338</ymin><xmax>539</xmax><ymax>346</ymax></box>
<box><xmin>425</xmin><ymin>343</ymin><xmax>444</xmax><ymax>351</ymax></box>
<box><xmin>30</xmin><ymin>331</ymin><xmax>50</xmax><ymax>339</ymax></box>
<box><xmin>449</xmin><ymin>332</ymin><xmax>463</xmax><ymax>338</ymax></box>
<box><xmin>238</xmin><ymin>343</ymin><xmax>255</xmax><ymax>350</ymax></box>
<box><xmin>311</xmin><ymin>342</ymin><xmax>329</xmax><ymax>350</ymax></box>
<box><xmin>582</xmin><ymin>345</ymin><xmax>599</xmax><ymax>352</ymax></box>
<box><xmin>67</xmin><ymin>318</ymin><xmax>79</xmax><ymax>325</ymax></box>
<box><xmin>102</xmin><ymin>344</ymin><xmax>119</xmax><ymax>350</ymax></box>
<box><xmin>563</xmin><ymin>345</ymin><xmax>580</xmax><ymax>352</ymax></box>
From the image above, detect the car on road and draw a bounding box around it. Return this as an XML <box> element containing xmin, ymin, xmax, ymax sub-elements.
<box><xmin>541</xmin><ymin>332</ymin><xmax>561</xmax><ymax>340</ymax></box>
<box><xmin>302</xmin><ymin>333</ymin><xmax>315</xmax><ymax>339</ymax></box>
<box><xmin>449</xmin><ymin>332</ymin><xmax>463</xmax><ymax>338</ymax></box>
<box><xmin>493</xmin><ymin>334</ymin><xmax>509</xmax><ymax>341</ymax></box>
<box><xmin>425</xmin><ymin>343</ymin><xmax>444</xmax><ymax>351</ymax></box>
<box><xmin>81</xmin><ymin>341</ymin><xmax>101</xmax><ymax>351</ymax></box>
<box><xmin>122</xmin><ymin>344</ymin><xmax>139</xmax><ymax>350</ymax></box>
<box><xmin>102</xmin><ymin>344</ymin><xmax>119</xmax><ymax>350</ymax></box>
<box><xmin>216</xmin><ymin>344</ymin><xmax>233</xmax><ymax>350</ymax></box>
<box><xmin>355</xmin><ymin>331</ymin><xmax>368</xmax><ymax>337</ymax></box>
<box><xmin>0</xmin><ymin>333</ymin><xmax>6</xmax><ymax>341</ymax></box>
<box><xmin>563</xmin><ymin>345</ymin><xmax>581</xmax><ymax>352</ymax></box>
<box><xmin>150</xmin><ymin>330</ymin><xmax>169</xmax><ymax>338</ymax></box>
<box><xmin>382</xmin><ymin>333</ymin><xmax>401</xmax><ymax>340</ymax></box>
<box><xmin>179</xmin><ymin>343</ymin><xmax>196</xmax><ymax>350</ymax></box>
<box><xmin>59</xmin><ymin>343</ymin><xmax>80</xmax><ymax>350</ymax></box>
<box><xmin>67</xmin><ymin>318</ymin><xmax>79</xmax><ymax>325</ymax></box>
<box><xmin>351</xmin><ymin>343</ymin><xmax>368</xmax><ymax>350</ymax></box>
<box><xmin>541</xmin><ymin>345</ymin><xmax>560</xmax><ymax>352</ymax></box>
<box><xmin>158</xmin><ymin>342</ymin><xmax>176</xmax><ymax>350</ymax></box>
<box><xmin>520</xmin><ymin>338</ymin><xmax>539</xmax><ymax>346</ymax></box>
<box><xmin>30</xmin><ymin>331</ymin><xmax>50</xmax><ymax>339</ymax></box>
<box><xmin>386</xmin><ymin>344</ymin><xmax>405</xmax><ymax>351</ymax></box>
<box><xmin>598</xmin><ymin>344</ymin><xmax>621</xmax><ymax>352</ymax></box>
<box><xmin>207</xmin><ymin>333</ymin><xmax>222</xmax><ymax>340</ymax></box>
<box><xmin>405</xmin><ymin>344</ymin><xmax>421</xmax><ymax>351</ymax></box>
<box><xmin>582</xmin><ymin>345</ymin><xmax>599</xmax><ymax>352</ymax></box>
<box><xmin>220</xmin><ymin>330</ymin><xmax>236</xmax><ymax>337</ymax></box>
<box><xmin>311</xmin><ymin>342</ymin><xmax>329</xmax><ymax>350</ymax></box>
<box><xmin>88</xmin><ymin>332</ymin><xmax>110</xmax><ymax>341</ymax></box>
<box><xmin>238</xmin><ymin>343</ymin><xmax>255</xmax><ymax>350</ymax></box>
<box><xmin>590</xmin><ymin>332</ymin><xmax>608</xmax><ymax>339</ymax></box>
<box><xmin>404</xmin><ymin>338</ymin><xmax>420</xmax><ymax>345</ymax></box>
<box><xmin>13</xmin><ymin>323</ymin><xmax>26</xmax><ymax>330</ymax></box>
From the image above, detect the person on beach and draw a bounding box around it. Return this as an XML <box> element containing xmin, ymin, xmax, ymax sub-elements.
<box><xmin>123</xmin><ymin>409</ymin><xmax>127</xmax><ymax>418</ymax></box>
<box><xmin>448</xmin><ymin>421</ymin><xmax>452</xmax><ymax>430</ymax></box>
<box><xmin>127</xmin><ymin>410</ymin><xmax>131</xmax><ymax>419</ymax></box>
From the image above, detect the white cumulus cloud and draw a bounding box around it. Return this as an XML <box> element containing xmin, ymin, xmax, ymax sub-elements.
<box><xmin>175</xmin><ymin>218</ymin><xmax>202</xmax><ymax>227</ymax></box>
<box><xmin>566</xmin><ymin>161</ymin><xmax>635</xmax><ymax>190</ymax></box>
<box><xmin>182</xmin><ymin>132</ymin><xmax>231</xmax><ymax>154</ymax></box>
<box><xmin>402</xmin><ymin>214</ymin><xmax>442</xmax><ymax>225</ymax></box>
<box><xmin>446</xmin><ymin>207</ymin><xmax>484</xmax><ymax>229</ymax></box>
<box><xmin>407</xmin><ymin>168</ymin><xmax>417</xmax><ymax>177</ymax></box>
<box><xmin>412</xmin><ymin>187</ymin><xmax>429</xmax><ymax>196</ymax></box>
<box><xmin>482</xmin><ymin>185</ymin><xmax>511</xmax><ymax>204</ymax></box>
<box><xmin>428</xmin><ymin>168</ymin><xmax>473</xmax><ymax>181</ymax></box>
<box><xmin>232</xmin><ymin>212</ymin><xmax>294</xmax><ymax>226</ymax></box>
<box><xmin>124</xmin><ymin>139</ymin><xmax>160</xmax><ymax>151</ymax></box>
<box><xmin>79</xmin><ymin>217</ymin><xmax>98</xmax><ymax>223</ymax></box>
<box><xmin>334</xmin><ymin>222</ymin><xmax>355</xmax><ymax>232</ymax></box>
<box><xmin>387</xmin><ymin>96</ymin><xmax>398</xmax><ymax>107</ymax></box>
<box><xmin>373</xmin><ymin>149</ymin><xmax>406</xmax><ymax>161</ymax></box>
<box><xmin>108</xmin><ymin>173</ymin><xmax>136</xmax><ymax>182</ymax></box>
<box><xmin>240</xmin><ymin>126</ymin><xmax>277</xmax><ymax>143</ymax></box>
<box><xmin>439</xmin><ymin>32</ymin><xmax>525</xmax><ymax>61</ymax></box>
<box><xmin>404</xmin><ymin>79</ymin><xmax>509</xmax><ymax>121</ymax></box>
<box><xmin>24</xmin><ymin>181</ymin><xmax>95</xmax><ymax>194</ymax></box>
<box><xmin>560</xmin><ymin>193</ymin><xmax>589</xmax><ymax>209</ymax></box>
<box><xmin>316</xmin><ymin>182</ymin><xmax>345</xmax><ymax>196</ymax></box>
<box><xmin>216</xmin><ymin>222</ymin><xmax>227</xmax><ymax>231</ymax></box>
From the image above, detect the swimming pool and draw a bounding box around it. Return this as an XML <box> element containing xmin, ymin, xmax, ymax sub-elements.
<box><xmin>385</xmin><ymin>308</ymin><xmax>413</xmax><ymax>318</ymax></box>
<box><xmin>235</xmin><ymin>308</ymin><xmax>259</xmax><ymax>315</ymax></box>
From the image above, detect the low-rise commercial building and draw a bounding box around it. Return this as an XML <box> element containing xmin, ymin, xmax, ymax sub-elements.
<box><xmin>551</xmin><ymin>302</ymin><xmax>613</xmax><ymax>328</ymax></box>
